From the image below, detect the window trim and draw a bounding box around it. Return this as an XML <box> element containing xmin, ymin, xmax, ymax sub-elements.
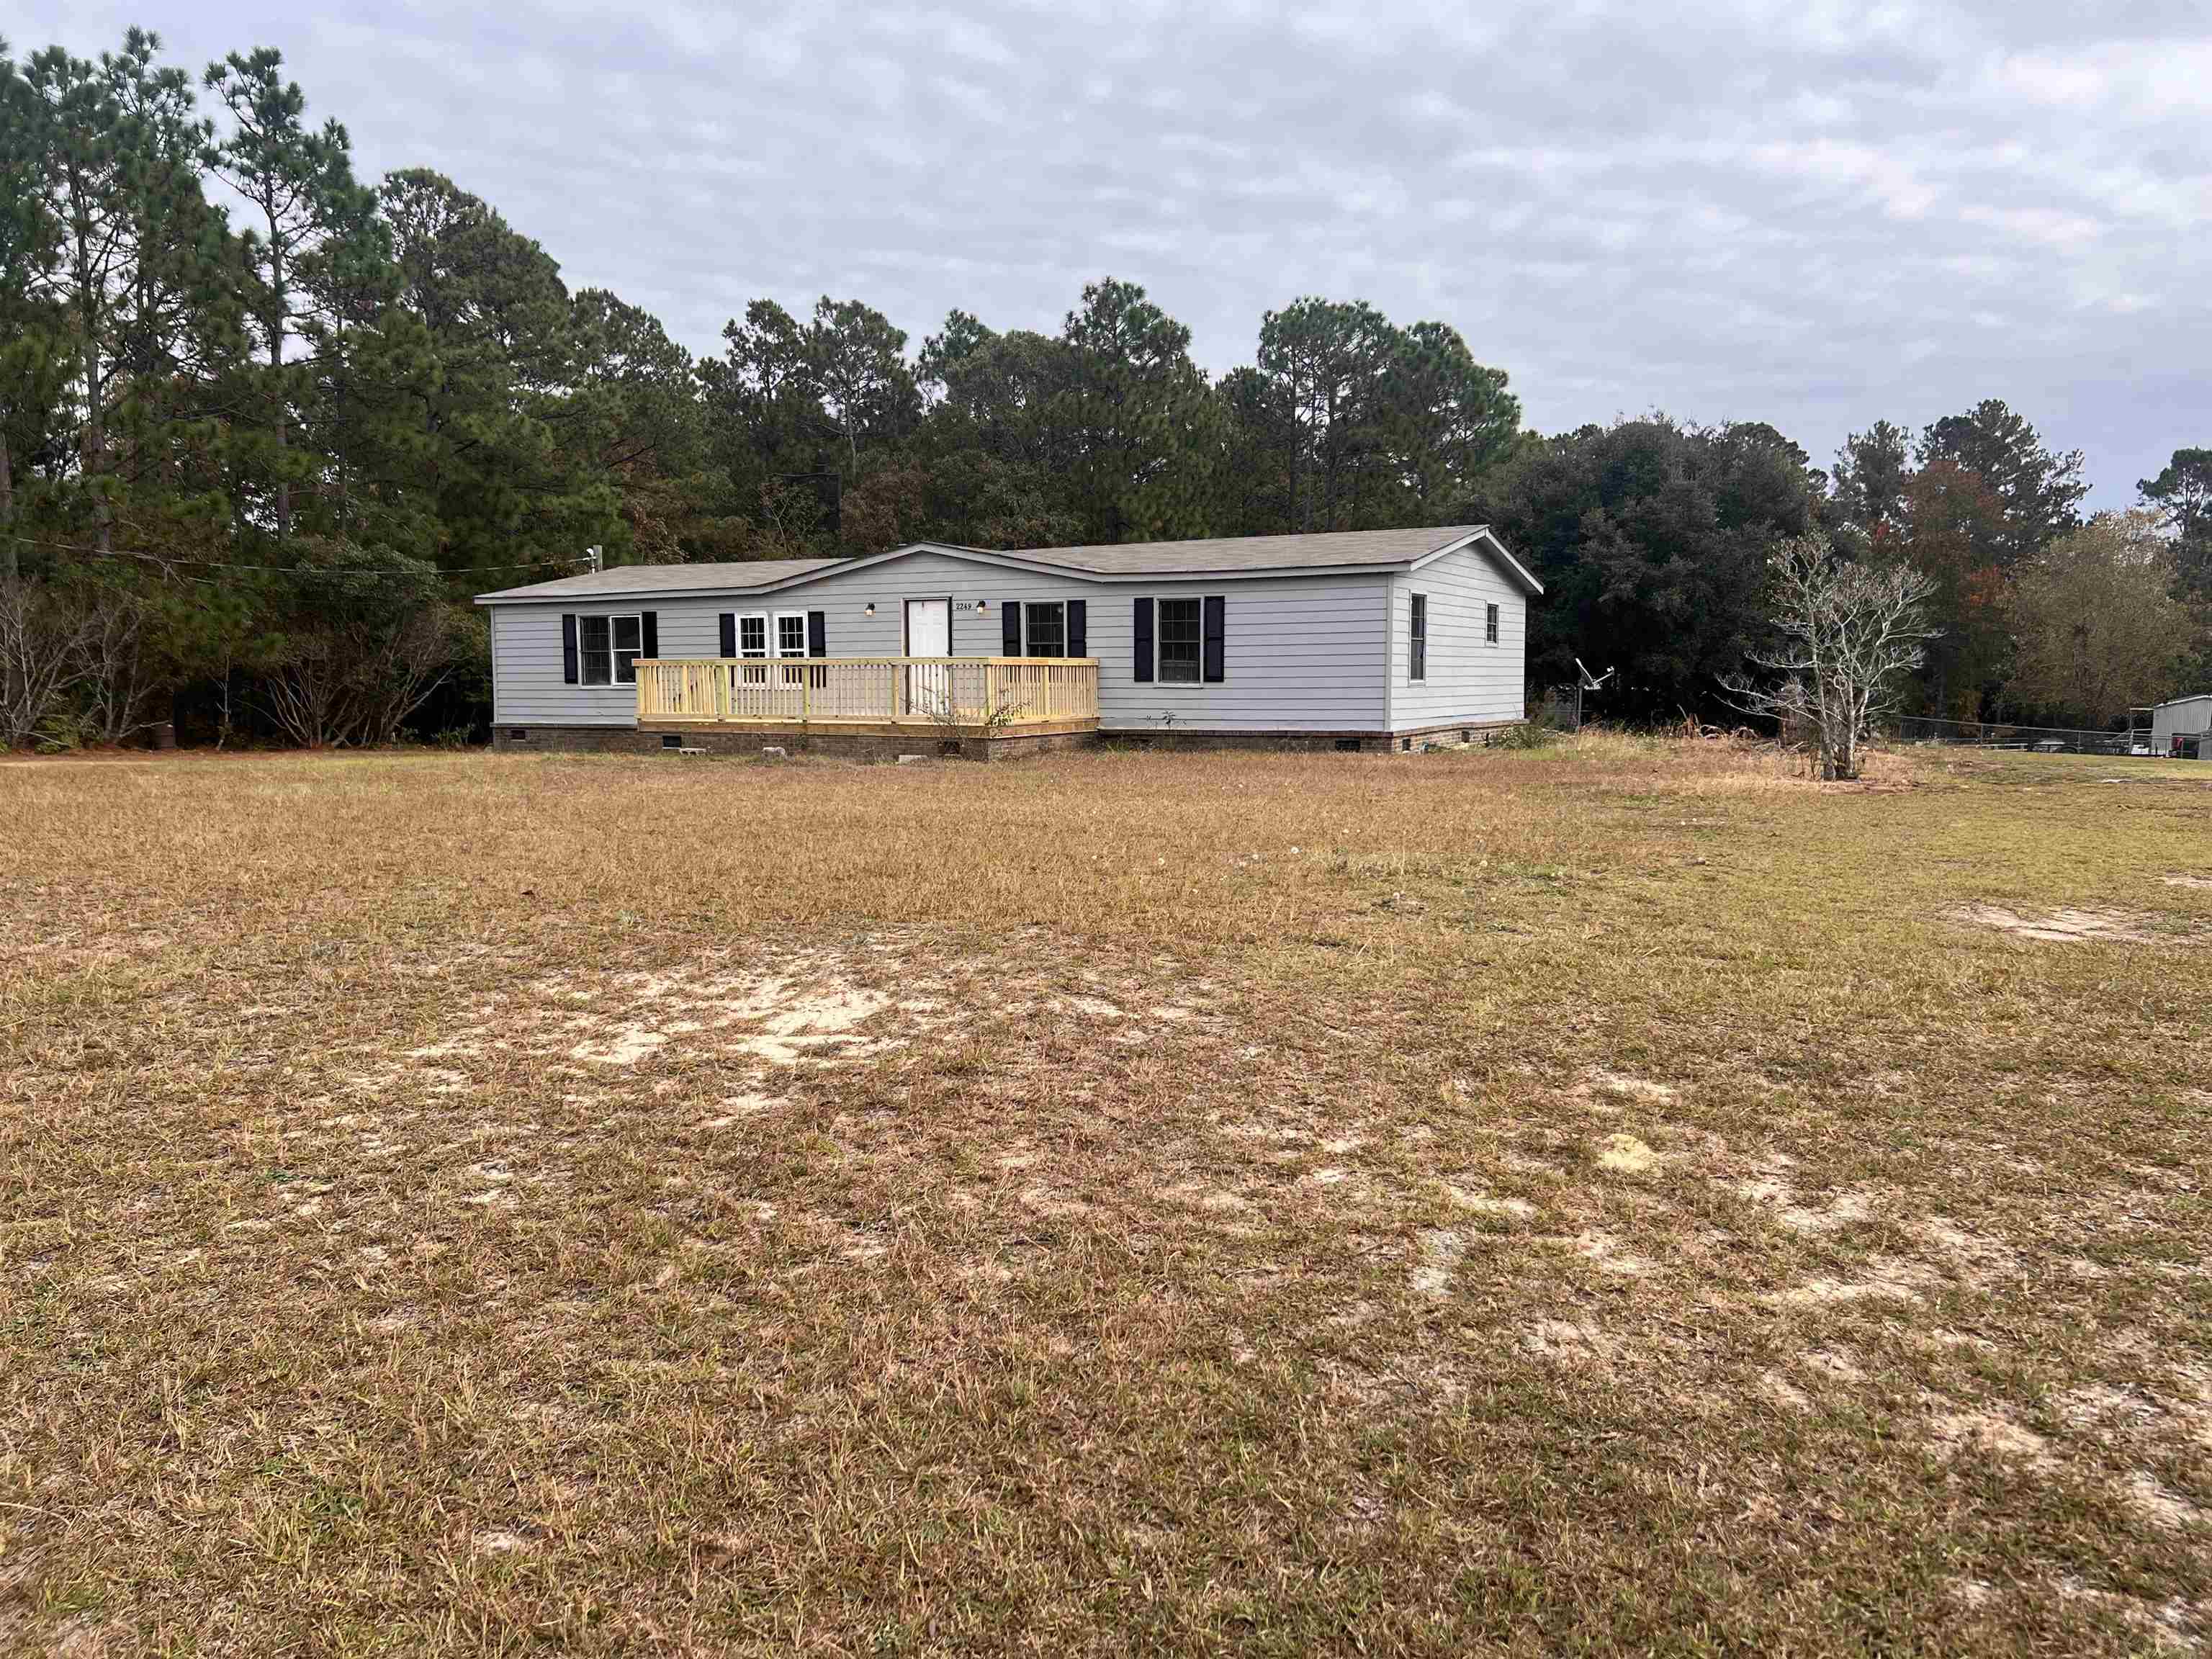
<box><xmin>1152</xmin><ymin>594</ymin><xmax>1205</xmax><ymax>686</ymax></box>
<box><xmin>1485</xmin><ymin>601</ymin><xmax>1501</xmax><ymax>647</ymax></box>
<box><xmin>770</xmin><ymin>610</ymin><xmax>811</xmax><ymax>687</ymax></box>
<box><xmin>1022</xmin><ymin>598</ymin><xmax>1067</xmax><ymax>659</ymax></box>
<box><xmin>577</xmin><ymin>611</ymin><xmax>643</xmax><ymax>691</ymax></box>
<box><xmin>735</xmin><ymin>611</ymin><xmax>770</xmax><ymax>683</ymax></box>
<box><xmin>1409</xmin><ymin>592</ymin><xmax>1428</xmax><ymax>683</ymax></box>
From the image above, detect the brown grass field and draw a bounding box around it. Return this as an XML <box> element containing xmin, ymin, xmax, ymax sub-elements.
<box><xmin>3</xmin><ymin>736</ymin><xmax>2209</xmax><ymax>1655</ymax></box>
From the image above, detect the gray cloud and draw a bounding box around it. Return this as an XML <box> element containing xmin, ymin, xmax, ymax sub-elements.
<box><xmin>27</xmin><ymin>0</ymin><xmax>2212</xmax><ymax>505</ymax></box>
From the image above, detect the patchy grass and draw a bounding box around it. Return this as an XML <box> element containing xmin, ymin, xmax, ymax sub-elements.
<box><xmin>2</xmin><ymin>737</ymin><xmax>2209</xmax><ymax>1654</ymax></box>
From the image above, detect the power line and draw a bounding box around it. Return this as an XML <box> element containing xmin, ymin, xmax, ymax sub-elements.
<box><xmin>3</xmin><ymin>533</ymin><xmax>588</xmax><ymax>577</ymax></box>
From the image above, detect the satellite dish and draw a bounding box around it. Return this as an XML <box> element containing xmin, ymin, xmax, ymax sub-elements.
<box><xmin>1575</xmin><ymin>657</ymin><xmax>1617</xmax><ymax>693</ymax></box>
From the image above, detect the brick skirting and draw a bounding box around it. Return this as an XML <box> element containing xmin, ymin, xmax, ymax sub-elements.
<box><xmin>491</xmin><ymin>724</ymin><xmax>1094</xmax><ymax>763</ymax></box>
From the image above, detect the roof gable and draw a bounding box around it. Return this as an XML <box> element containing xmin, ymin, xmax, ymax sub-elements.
<box><xmin>1409</xmin><ymin>529</ymin><xmax>1545</xmax><ymax>596</ymax></box>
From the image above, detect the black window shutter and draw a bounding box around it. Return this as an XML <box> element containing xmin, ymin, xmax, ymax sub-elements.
<box><xmin>1202</xmin><ymin>595</ymin><xmax>1226</xmax><ymax>683</ymax></box>
<box><xmin>806</xmin><ymin>610</ymin><xmax>827</xmax><ymax>657</ymax></box>
<box><xmin>1066</xmin><ymin>598</ymin><xmax>1087</xmax><ymax>658</ymax></box>
<box><xmin>1132</xmin><ymin>598</ymin><xmax>1154</xmax><ymax>683</ymax></box>
<box><xmin>1002</xmin><ymin>600</ymin><xmax>1022</xmax><ymax>657</ymax></box>
<box><xmin>561</xmin><ymin>613</ymin><xmax>578</xmax><ymax>683</ymax></box>
<box><xmin>718</xmin><ymin>613</ymin><xmax>737</xmax><ymax>658</ymax></box>
<box><xmin>640</xmin><ymin>611</ymin><xmax>658</xmax><ymax>661</ymax></box>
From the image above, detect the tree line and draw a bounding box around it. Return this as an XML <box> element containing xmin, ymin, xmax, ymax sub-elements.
<box><xmin>3</xmin><ymin>30</ymin><xmax>2207</xmax><ymax>747</ymax></box>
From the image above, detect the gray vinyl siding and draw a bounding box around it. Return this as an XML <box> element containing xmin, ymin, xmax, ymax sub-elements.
<box><xmin>1388</xmin><ymin>545</ymin><xmax>1527</xmax><ymax>732</ymax></box>
<box><xmin>487</xmin><ymin>550</ymin><xmax>1393</xmax><ymax>732</ymax></box>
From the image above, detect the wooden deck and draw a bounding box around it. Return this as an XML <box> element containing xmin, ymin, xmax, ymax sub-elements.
<box><xmin>635</xmin><ymin>657</ymin><xmax>1100</xmax><ymax>732</ymax></box>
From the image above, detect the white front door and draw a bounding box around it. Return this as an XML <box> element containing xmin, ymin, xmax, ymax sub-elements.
<box><xmin>904</xmin><ymin>598</ymin><xmax>950</xmax><ymax>716</ymax></box>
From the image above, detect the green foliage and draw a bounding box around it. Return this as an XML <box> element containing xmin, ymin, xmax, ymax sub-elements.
<box><xmin>1478</xmin><ymin>416</ymin><xmax>1819</xmax><ymax>716</ymax></box>
<box><xmin>2</xmin><ymin>27</ymin><xmax>2198</xmax><ymax>751</ymax></box>
<box><xmin>1915</xmin><ymin>399</ymin><xmax>2087</xmax><ymax>569</ymax></box>
<box><xmin>2003</xmin><ymin>511</ymin><xmax>2190</xmax><ymax>726</ymax></box>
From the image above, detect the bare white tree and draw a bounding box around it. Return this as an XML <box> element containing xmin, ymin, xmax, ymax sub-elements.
<box><xmin>1722</xmin><ymin>532</ymin><xmax>1941</xmax><ymax>781</ymax></box>
<box><xmin>0</xmin><ymin>574</ymin><xmax>92</xmax><ymax>749</ymax></box>
<box><xmin>75</xmin><ymin>584</ymin><xmax>159</xmax><ymax>745</ymax></box>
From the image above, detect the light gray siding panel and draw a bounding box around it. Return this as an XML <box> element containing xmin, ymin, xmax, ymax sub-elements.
<box><xmin>489</xmin><ymin>551</ymin><xmax>1395</xmax><ymax>732</ymax></box>
<box><xmin>490</xmin><ymin>602</ymin><xmax>725</xmax><ymax>726</ymax></box>
<box><xmin>1390</xmin><ymin>546</ymin><xmax>1527</xmax><ymax>732</ymax></box>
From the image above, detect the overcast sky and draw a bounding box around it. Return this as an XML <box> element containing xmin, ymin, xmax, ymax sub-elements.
<box><xmin>24</xmin><ymin>1</ymin><xmax>2210</xmax><ymax>508</ymax></box>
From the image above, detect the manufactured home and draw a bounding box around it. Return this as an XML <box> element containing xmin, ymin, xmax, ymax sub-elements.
<box><xmin>474</xmin><ymin>526</ymin><xmax>1542</xmax><ymax>757</ymax></box>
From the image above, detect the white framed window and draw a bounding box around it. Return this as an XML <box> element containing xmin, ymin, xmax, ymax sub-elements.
<box><xmin>578</xmin><ymin>613</ymin><xmax>642</xmax><ymax>687</ymax></box>
<box><xmin>737</xmin><ymin>612</ymin><xmax>769</xmax><ymax>683</ymax></box>
<box><xmin>1409</xmin><ymin>593</ymin><xmax>1428</xmax><ymax>682</ymax></box>
<box><xmin>1156</xmin><ymin>597</ymin><xmax>1202</xmax><ymax>683</ymax></box>
<box><xmin>773</xmin><ymin>611</ymin><xmax>809</xmax><ymax>686</ymax></box>
<box><xmin>1485</xmin><ymin>602</ymin><xmax>1501</xmax><ymax>646</ymax></box>
<box><xmin>1024</xmin><ymin>600</ymin><xmax>1066</xmax><ymax>658</ymax></box>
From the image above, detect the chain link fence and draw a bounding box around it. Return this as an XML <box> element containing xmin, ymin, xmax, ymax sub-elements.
<box><xmin>1896</xmin><ymin>714</ymin><xmax>2205</xmax><ymax>757</ymax></box>
<box><xmin>1532</xmin><ymin>683</ymin><xmax>1584</xmax><ymax>732</ymax></box>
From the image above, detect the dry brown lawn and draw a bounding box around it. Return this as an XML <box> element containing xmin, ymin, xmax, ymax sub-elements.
<box><xmin>3</xmin><ymin>736</ymin><xmax>2209</xmax><ymax>1655</ymax></box>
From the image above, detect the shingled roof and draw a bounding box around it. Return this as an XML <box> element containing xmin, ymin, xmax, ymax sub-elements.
<box><xmin>984</xmin><ymin>525</ymin><xmax>1484</xmax><ymax>575</ymax></box>
<box><xmin>477</xmin><ymin>526</ymin><xmax>1538</xmax><ymax>601</ymax></box>
<box><xmin>475</xmin><ymin>557</ymin><xmax>844</xmax><ymax>601</ymax></box>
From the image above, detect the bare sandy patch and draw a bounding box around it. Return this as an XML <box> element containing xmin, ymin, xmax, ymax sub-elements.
<box><xmin>1583</xmin><ymin>1067</ymin><xmax>1678</xmax><ymax>1105</ymax></box>
<box><xmin>570</xmin><ymin>1025</ymin><xmax>668</xmax><ymax>1066</ymax></box>
<box><xmin>1596</xmin><ymin>1133</ymin><xmax>1659</xmax><ymax>1174</ymax></box>
<box><xmin>2159</xmin><ymin>873</ymin><xmax>2212</xmax><ymax>891</ymax></box>
<box><xmin>1057</xmin><ymin>994</ymin><xmax>1125</xmax><ymax>1020</ymax></box>
<box><xmin>698</xmin><ymin>1092</ymin><xmax>783</xmax><ymax>1128</ymax></box>
<box><xmin>1565</xmin><ymin>1230</ymin><xmax>1653</xmax><ymax>1276</ymax></box>
<box><xmin>1521</xmin><ymin>1318</ymin><xmax>1611</xmax><ymax>1365</ymax></box>
<box><xmin>1949</xmin><ymin>1577</ymin><xmax>1997</xmax><ymax>1611</ymax></box>
<box><xmin>1773</xmin><ymin>1255</ymin><xmax>1939</xmax><ymax>1307</ymax></box>
<box><xmin>1776</xmin><ymin>1190</ymin><xmax>1872</xmax><ymax>1234</ymax></box>
<box><xmin>2119</xmin><ymin>1472</ymin><xmax>2206</xmax><ymax>1530</ymax></box>
<box><xmin>1442</xmin><ymin>1183</ymin><xmax>1535</xmax><ymax>1220</ymax></box>
<box><xmin>1411</xmin><ymin>1228</ymin><xmax>1464</xmax><ymax>1299</ymax></box>
<box><xmin>1950</xmin><ymin>904</ymin><xmax>2169</xmax><ymax>945</ymax></box>
<box><xmin>1926</xmin><ymin>1404</ymin><xmax>2049</xmax><ymax>1463</ymax></box>
<box><xmin>2057</xmin><ymin>1382</ymin><xmax>2160</xmax><ymax>1434</ymax></box>
<box><xmin>1918</xmin><ymin>1216</ymin><xmax>2020</xmax><ymax>1286</ymax></box>
<box><xmin>1760</xmin><ymin>1370</ymin><xmax>1812</xmax><ymax>1411</ymax></box>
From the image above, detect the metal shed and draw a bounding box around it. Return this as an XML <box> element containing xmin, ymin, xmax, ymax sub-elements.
<box><xmin>2149</xmin><ymin>693</ymin><xmax>2212</xmax><ymax>757</ymax></box>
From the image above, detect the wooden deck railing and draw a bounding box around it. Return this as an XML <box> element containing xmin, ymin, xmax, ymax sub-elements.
<box><xmin>635</xmin><ymin>657</ymin><xmax>1099</xmax><ymax>728</ymax></box>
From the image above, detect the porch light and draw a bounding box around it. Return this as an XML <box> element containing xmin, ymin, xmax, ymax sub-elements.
<box><xmin>976</xmin><ymin>599</ymin><xmax>989</xmax><ymax>613</ymax></box>
<box><xmin>863</xmin><ymin>602</ymin><xmax>876</xmax><ymax>616</ymax></box>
